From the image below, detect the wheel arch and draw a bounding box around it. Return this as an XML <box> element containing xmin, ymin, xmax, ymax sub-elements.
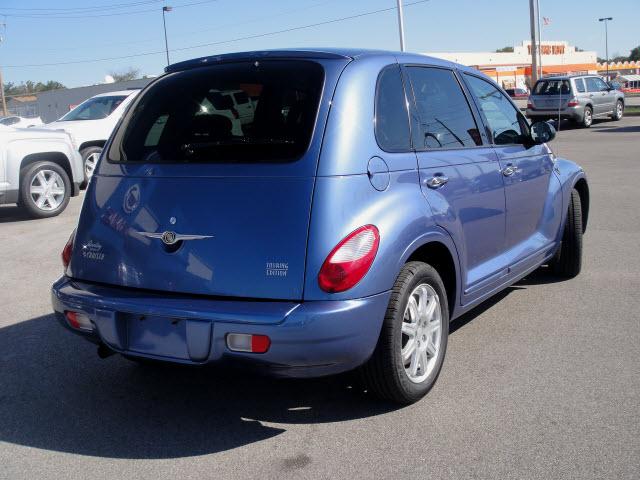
<box><xmin>573</xmin><ymin>177</ymin><xmax>589</xmax><ymax>233</ymax></box>
<box><xmin>79</xmin><ymin>140</ymin><xmax>106</xmax><ymax>153</ymax></box>
<box><xmin>20</xmin><ymin>152</ymin><xmax>73</xmax><ymax>188</ymax></box>
<box><xmin>402</xmin><ymin>237</ymin><xmax>460</xmax><ymax>320</ymax></box>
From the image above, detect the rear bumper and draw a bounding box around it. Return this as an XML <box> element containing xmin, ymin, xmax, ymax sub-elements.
<box><xmin>526</xmin><ymin>106</ymin><xmax>583</xmax><ymax>122</ymax></box>
<box><xmin>51</xmin><ymin>277</ymin><xmax>390</xmax><ymax>378</ymax></box>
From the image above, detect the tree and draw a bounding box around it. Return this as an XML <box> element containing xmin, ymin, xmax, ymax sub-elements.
<box><xmin>630</xmin><ymin>46</ymin><xmax>640</xmax><ymax>62</ymax></box>
<box><xmin>3</xmin><ymin>80</ymin><xmax>65</xmax><ymax>96</ymax></box>
<box><xmin>108</xmin><ymin>67</ymin><xmax>140</xmax><ymax>83</ymax></box>
<box><xmin>495</xmin><ymin>46</ymin><xmax>514</xmax><ymax>53</ymax></box>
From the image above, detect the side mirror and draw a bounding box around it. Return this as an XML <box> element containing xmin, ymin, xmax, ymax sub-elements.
<box><xmin>530</xmin><ymin>121</ymin><xmax>556</xmax><ymax>145</ymax></box>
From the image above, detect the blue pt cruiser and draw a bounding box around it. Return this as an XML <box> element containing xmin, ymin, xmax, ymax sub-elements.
<box><xmin>52</xmin><ymin>49</ymin><xmax>589</xmax><ymax>404</ymax></box>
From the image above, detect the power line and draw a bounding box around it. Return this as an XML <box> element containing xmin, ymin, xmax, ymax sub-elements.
<box><xmin>0</xmin><ymin>0</ymin><xmax>218</xmax><ymax>19</ymax></box>
<box><xmin>0</xmin><ymin>0</ymin><xmax>163</xmax><ymax>13</ymax></box>
<box><xmin>6</xmin><ymin>0</ymin><xmax>342</xmax><ymax>54</ymax></box>
<box><xmin>171</xmin><ymin>0</ymin><xmax>430</xmax><ymax>54</ymax></box>
<box><xmin>4</xmin><ymin>0</ymin><xmax>430</xmax><ymax>68</ymax></box>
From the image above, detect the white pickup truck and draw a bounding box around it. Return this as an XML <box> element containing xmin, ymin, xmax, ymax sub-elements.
<box><xmin>0</xmin><ymin>125</ymin><xmax>84</xmax><ymax>218</ymax></box>
<box><xmin>42</xmin><ymin>90</ymin><xmax>139</xmax><ymax>180</ymax></box>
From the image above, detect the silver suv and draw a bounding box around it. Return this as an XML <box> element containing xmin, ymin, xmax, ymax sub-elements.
<box><xmin>526</xmin><ymin>75</ymin><xmax>625</xmax><ymax>128</ymax></box>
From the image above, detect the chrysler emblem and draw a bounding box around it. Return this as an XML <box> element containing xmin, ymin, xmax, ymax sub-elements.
<box><xmin>137</xmin><ymin>231</ymin><xmax>213</xmax><ymax>245</ymax></box>
<box><xmin>161</xmin><ymin>231</ymin><xmax>177</xmax><ymax>245</ymax></box>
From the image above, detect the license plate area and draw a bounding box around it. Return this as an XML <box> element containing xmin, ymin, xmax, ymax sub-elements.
<box><xmin>126</xmin><ymin>314</ymin><xmax>190</xmax><ymax>360</ymax></box>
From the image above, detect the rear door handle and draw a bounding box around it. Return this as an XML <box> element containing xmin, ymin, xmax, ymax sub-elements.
<box><xmin>502</xmin><ymin>164</ymin><xmax>519</xmax><ymax>177</ymax></box>
<box><xmin>424</xmin><ymin>174</ymin><xmax>449</xmax><ymax>189</ymax></box>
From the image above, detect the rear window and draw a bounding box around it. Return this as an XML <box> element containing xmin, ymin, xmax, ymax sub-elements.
<box><xmin>109</xmin><ymin>61</ymin><xmax>324</xmax><ymax>164</ymax></box>
<box><xmin>533</xmin><ymin>80</ymin><xmax>571</xmax><ymax>96</ymax></box>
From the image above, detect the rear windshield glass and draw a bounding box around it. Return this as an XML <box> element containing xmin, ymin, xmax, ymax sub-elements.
<box><xmin>533</xmin><ymin>80</ymin><xmax>571</xmax><ymax>96</ymax></box>
<box><xmin>60</xmin><ymin>95</ymin><xmax>127</xmax><ymax>121</ymax></box>
<box><xmin>109</xmin><ymin>61</ymin><xmax>324</xmax><ymax>164</ymax></box>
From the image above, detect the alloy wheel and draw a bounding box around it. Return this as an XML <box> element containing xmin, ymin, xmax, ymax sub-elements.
<box><xmin>84</xmin><ymin>152</ymin><xmax>100</xmax><ymax>179</ymax></box>
<box><xmin>30</xmin><ymin>169</ymin><xmax>66</xmax><ymax>211</ymax></box>
<box><xmin>401</xmin><ymin>283</ymin><xmax>443</xmax><ymax>383</ymax></box>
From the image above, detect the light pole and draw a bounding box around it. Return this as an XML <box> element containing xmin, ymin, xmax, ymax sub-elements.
<box><xmin>396</xmin><ymin>0</ymin><xmax>406</xmax><ymax>52</ymax></box>
<box><xmin>529</xmin><ymin>0</ymin><xmax>540</xmax><ymax>85</ymax></box>
<box><xmin>0</xmin><ymin>21</ymin><xmax>7</xmax><ymax>116</ymax></box>
<box><xmin>162</xmin><ymin>6</ymin><xmax>172</xmax><ymax>66</ymax></box>
<box><xmin>598</xmin><ymin>17</ymin><xmax>613</xmax><ymax>80</ymax></box>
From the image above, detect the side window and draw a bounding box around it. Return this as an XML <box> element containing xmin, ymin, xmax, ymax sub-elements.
<box><xmin>575</xmin><ymin>78</ymin><xmax>586</xmax><ymax>93</ymax></box>
<box><xmin>464</xmin><ymin>74</ymin><xmax>528</xmax><ymax>146</ymax></box>
<box><xmin>586</xmin><ymin>77</ymin><xmax>608</xmax><ymax>93</ymax></box>
<box><xmin>375</xmin><ymin>65</ymin><xmax>411</xmax><ymax>152</ymax></box>
<box><xmin>594</xmin><ymin>78</ymin><xmax>609</xmax><ymax>91</ymax></box>
<box><xmin>406</xmin><ymin>67</ymin><xmax>481</xmax><ymax>149</ymax></box>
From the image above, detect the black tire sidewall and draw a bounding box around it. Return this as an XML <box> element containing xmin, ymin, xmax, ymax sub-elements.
<box><xmin>389</xmin><ymin>263</ymin><xmax>450</xmax><ymax>402</ymax></box>
<box><xmin>19</xmin><ymin>161</ymin><xmax>71</xmax><ymax>218</ymax></box>
<box><xmin>80</xmin><ymin>146</ymin><xmax>103</xmax><ymax>161</ymax></box>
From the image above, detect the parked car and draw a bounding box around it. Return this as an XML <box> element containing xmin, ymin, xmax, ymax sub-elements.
<box><xmin>42</xmin><ymin>90</ymin><xmax>139</xmax><ymax>181</ymax></box>
<box><xmin>0</xmin><ymin>124</ymin><xmax>83</xmax><ymax>218</ymax></box>
<box><xmin>0</xmin><ymin>115</ymin><xmax>44</xmax><ymax>128</ymax></box>
<box><xmin>526</xmin><ymin>75</ymin><xmax>625</xmax><ymax>127</ymax></box>
<box><xmin>504</xmin><ymin>87</ymin><xmax>529</xmax><ymax>99</ymax></box>
<box><xmin>51</xmin><ymin>49</ymin><xmax>589</xmax><ymax>404</ymax></box>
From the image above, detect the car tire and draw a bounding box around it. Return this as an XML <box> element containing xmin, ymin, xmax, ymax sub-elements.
<box><xmin>361</xmin><ymin>261</ymin><xmax>449</xmax><ymax>404</ymax></box>
<box><xmin>581</xmin><ymin>106</ymin><xmax>593</xmax><ymax>128</ymax></box>
<box><xmin>80</xmin><ymin>146</ymin><xmax>103</xmax><ymax>184</ymax></box>
<box><xmin>611</xmin><ymin>100</ymin><xmax>624</xmax><ymax>121</ymax></box>
<box><xmin>19</xmin><ymin>161</ymin><xmax>71</xmax><ymax>219</ymax></box>
<box><xmin>551</xmin><ymin>189</ymin><xmax>583</xmax><ymax>278</ymax></box>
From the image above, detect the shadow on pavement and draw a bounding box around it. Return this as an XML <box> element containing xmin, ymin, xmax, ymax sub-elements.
<box><xmin>0</xmin><ymin>314</ymin><xmax>397</xmax><ymax>459</ymax></box>
<box><xmin>0</xmin><ymin>267</ymin><xmax>567</xmax><ymax>459</ymax></box>
<box><xmin>593</xmin><ymin>125</ymin><xmax>640</xmax><ymax>134</ymax></box>
<box><xmin>0</xmin><ymin>205</ymin><xmax>34</xmax><ymax>224</ymax></box>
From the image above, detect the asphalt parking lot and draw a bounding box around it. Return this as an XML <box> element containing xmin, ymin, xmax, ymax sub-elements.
<box><xmin>1</xmin><ymin>116</ymin><xmax>639</xmax><ymax>480</ymax></box>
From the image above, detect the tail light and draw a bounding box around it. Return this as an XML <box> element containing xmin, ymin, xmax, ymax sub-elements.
<box><xmin>567</xmin><ymin>98</ymin><xmax>579</xmax><ymax>107</ymax></box>
<box><xmin>65</xmin><ymin>311</ymin><xmax>93</xmax><ymax>331</ymax></box>
<box><xmin>318</xmin><ymin>225</ymin><xmax>380</xmax><ymax>293</ymax></box>
<box><xmin>226</xmin><ymin>333</ymin><xmax>271</xmax><ymax>353</ymax></box>
<box><xmin>231</xmin><ymin>107</ymin><xmax>239</xmax><ymax>119</ymax></box>
<box><xmin>527</xmin><ymin>100</ymin><xmax>535</xmax><ymax>110</ymax></box>
<box><xmin>61</xmin><ymin>229</ymin><xmax>75</xmax><ymax>270</ymax></box>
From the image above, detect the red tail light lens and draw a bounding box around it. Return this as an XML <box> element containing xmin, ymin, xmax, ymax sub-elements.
<box><xmin>226</xmin><ymin>333</ymin><xmax>271</xmax><ymax>353</ymax></box>
<box><xmin>527</xmin><ymin>102</ymin><xmax>535</xmax><ymax>110</ymax></box>
<box><xmin>61</xmin><ymin>230</ymin><xmax>75</xmax><ymax>270</ymax></box>
<box><xmin>318</xmin><ymin>225</ymin><xmax>380</xmax><ymax>293</ymax></box>
<box><xmin>567</xmin><ymin>98</ymin><xmax>579</xmax><ymax>107</ymax></box>
<box><xmin>231</xmin><ymin>107</ymin><xmax>239</xmax><ymax>119</ymax></box>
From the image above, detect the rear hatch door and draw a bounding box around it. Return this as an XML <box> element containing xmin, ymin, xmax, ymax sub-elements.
<box><xmin>531</xmin><ymin>78</ymin><xmax>572</xmax><ymax>110</ymax></box>
<box><xmin>69</xmin><ymin>57</ymin><xmax>349</xmax><ymax>300</ymax></box>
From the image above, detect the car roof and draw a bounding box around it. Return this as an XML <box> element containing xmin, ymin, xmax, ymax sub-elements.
<box><xmin>538</xmin><ymin>74</ymin><xmax>599</xmax><ymax>81</ymax></box>
<box><xmin>166</xmin><ymin>48</ymin><xmax>461</xmax><ymax>73</ymax></box>
<box><xmin>92</xmin><ymin>89</ymin><xmax>140</xmax><ymax>98</ymax></box>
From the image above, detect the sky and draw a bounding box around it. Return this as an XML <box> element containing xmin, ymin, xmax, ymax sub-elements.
<box><xmin>0</xmin><ymin>0</ymin><xmax>638</xmax><ymax>88</ymax></box>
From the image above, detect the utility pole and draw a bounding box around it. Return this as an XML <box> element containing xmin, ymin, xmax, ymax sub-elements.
<box><xmin>396</xmin><ymin>0</ymin><xmax>406</xmax><ymax>52</ymax></box>
<box><xmin>599</xmin><ymin>17</ymin><xmax>613</xmax><ymax>80</ymax></box>
<box><xmin>0</xmin><ymin>68</ymin><xmax>7</xmax><ymax>116</ymax></box>
<box><xmin>529</xmin><ymin>0</ymin><xmax>540</xmax><ymax>86</ymax></box>
<box><xmin>162</xmin><ymin>6</ymin><xmax>172</xmax><ymax>66</ymax></box>
<box><xmin>0</xmin><ymin>21</ymin><xmax>7</xmax><ymax>116</ymax></box>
